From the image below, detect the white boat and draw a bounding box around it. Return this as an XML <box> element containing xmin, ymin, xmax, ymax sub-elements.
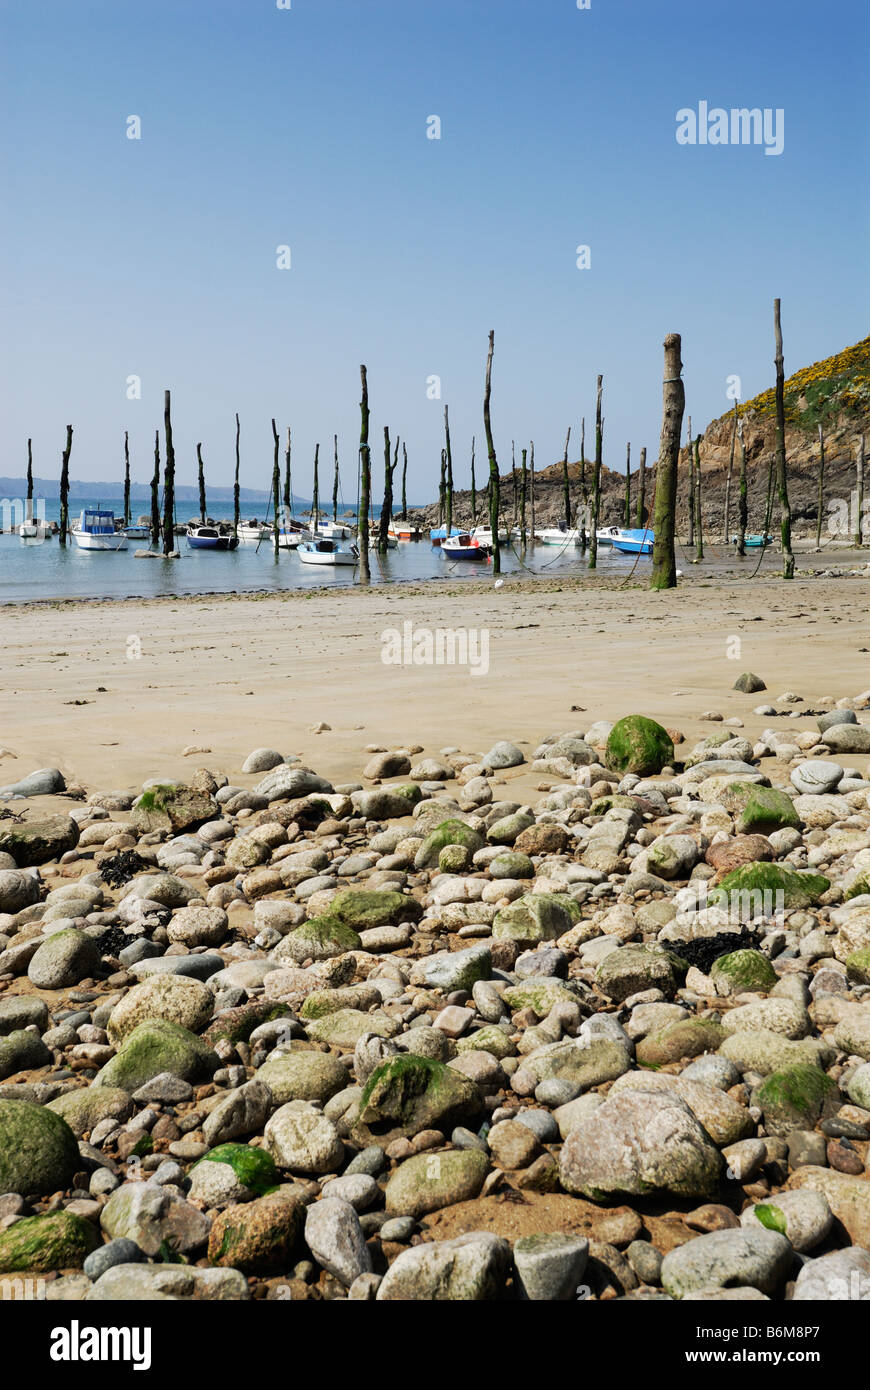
<box><xmin>595</xmin><ymin>526</ymin><xmax>621</xmax><ymax>547</ymax></box>
<box><xmin>123</xmin><ymin>518</ymin><xmax>151</xmax><ymax>540</ymax></box>
<box><xmin>535</xmin><ymin>526</ymin><xmax>581</xmax><ymax>546</ymax></box>
<box><xmin>389</xmin><ymin>523</ymin><xmax>422</xmax><ymax>542</ymax></box>
<box><xmin>72</xmin><ymin>509</ymin><xmax>128</xmax><ymax>551</ymax></box>
<box><xmin>470</xmin><ymin>525</ymin><xmax>507</xmax><ymax>546</ymax></box>
<box><xmin>369</xmin><ymin>532</ymin><xmax>398</xmax><ymax>549</ymax></box>
<box><xmin>297</xmin><ymin>538</ymin><xmax>359</xmax><ymax>566</ymax></box>
<box><xmin>317</xmin><ymin>520</ymin><xmax>353</xmax><ymax>540</ymax></box>
<box><xmin>237</xmin><ymin>520</ymin><xmax>272</xmax><ymax>542</ymax></box>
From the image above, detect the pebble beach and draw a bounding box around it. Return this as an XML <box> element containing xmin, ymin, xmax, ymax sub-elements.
<box><xmin>1</xmin><ymin>567</ymin><xmax>870</xmax><ymax>1304</ymax></box>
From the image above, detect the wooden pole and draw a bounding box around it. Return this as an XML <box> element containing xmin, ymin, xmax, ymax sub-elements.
<box><xmin>561</xmin><ymin>428</ymin><xmax>572</xmax><ymax>527</ymax></box>
<box><xmin>234</xmin><ymin>413</ymin><xmax>241</xmax><ymax>536</ymax></box>
<box><xmin>579</xmin><ymin>417</ymin><xmax>587</xmax><ymax>549</ymax></box>
<box><xmin>271</xmin><ymin>419</ymin><xmax>281</xmax><ymax>557</ymax></box>
<box><xmin>284</xmin><ymin>427</ymin><xmax>292</xmax><ymax>525</ymax></box>
<box><xmin>311</xmin><ymin>442</ymin><xmax>320</xmax><ymax>534</ymax></box>
<box><xmin>483</xmin><ymin>330</ymin><xmax>501</xmax><ymax>573</ymax></box>
<box><xmin>333</xmin><ymin>434</ymin><xmax>339</xmax><ymax>522</ymax></box>
<box><xmin>694</xmin><ymin>434</ymin><xmax>704</xmax><ymax>560</ymax></box>
<box><xmin>736</xmin><ymin>415</ymin><xmax>748</xmax><ymax>555</ymax></box>
<box><xmin>401</xmin><ymin>444</ymin><xmax>408</xmax><ymax>521</ymax></box>
<box><xmin>123</xmin><ymin>432</ymin><xmax>131</xmax><ymax>525</ymax></box>
<box><xmin>623</xmin><ymin>442</ymin><xmax>631</xmax><ymax>527</ymax></box>
<box><xmin>520</xmin><ymin>446</ymin><xmax>528</xmax><ymax>546</ymax></box>
<box><xmin>59</xmin><ymin>425</ymin><xmax>72</xmax><ymax>546</ymax></box>
<box><xmin>444</xmin><ymin>405</ymin><xmax>454</xmax><ymax>540</ymax></box>
<box><xmin>686</xmin><ymin>414</ymin><xmax>694</xmax><ymax>547</ymax></box>
<box><xmin>359</xmin><ymin>366</ymin><xmax>371</xmax><ymax>583</ymax></box>
<box><xmin>378</xmin><ymin>426</ymin><xmax>395</xmax><ymax>554</ymax></box>
<box><xmin>470</xmin><ymin>437</ymin><xmax>477</xmax><ymax>525</ymax></box>
<box><xmin>162</xmin><ymin>390</ymin><xmax>175</xmax><ymax>557</ymax></box>
<box><xmin>588</xmin><ymin>376</ymin><xmax>603</xmax><ymax>569</ymax></box>
<box><xmin>511</xmin><ymin>441</ymin><xmax>517</xmax><ymax>526</ymax></box>
<box><xmin>856</xmin><ymin>434</ymin><xmax>865</xmax><ymax>548</ymax></box>
<box><xmin>197</xmin><ymin>442</ymin><xmax>206</xmax><ymax>523</ymax></box>
<box><xmin>724</xmin><ymin>401</ymin><xmax>737</xmax><ymax>543</ymax></box>
<box><xmin>815</xmin><ymin>424</ymin><xmax>825</xmax><ymax>548</ymax></box>
<box><xmin>529</xmin><ymin>441</ymin><xmax>536</xmax><ymax>551</ymax></box>
<box><xmin>636</xmin><ymin>446</ymin><xmax>646</xmax><ymax>528</ymax></box>
<box><xmin>773</xmin><ymin>298</ymin><xmax>794</xmax><ymax>578</ymax></box>
<box><xmin>150</xmin><ymin>431</ymin><xmax>161</xmax><ymax>549</ymax></box>
<box><xmin>650</xmin><ymin>333</ymin><xmax>685</xmax><ymax>590</ymax></box>
<box><xmin>438</xmin><ymin>451</ymin><xmax>446</xmax><ymax>527</ymax></box>
<box><xmin>26</xmin><ymin>438</ymin><xmax>33</xmax><ymax>502</ymax></box>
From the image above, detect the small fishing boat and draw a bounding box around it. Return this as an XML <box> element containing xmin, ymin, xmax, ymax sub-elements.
<box><xmin>389</xmin><ymin>523</ymin><xmax>422</xmax><ymax>542</ymax></box>
<box><xmin>610</xmin><ymin>527</ymin><xmax>654</xmax><ymax>556</ymax></box>
<box><xmin>296</xmin><ymin>538</ymin><xmax>359</xmax><ymax>566</ymax></box>
<box><xmin>186</xmin><ymin>523</ymin><xmax>239</xmax><ymax>551</ymax></box>
<box><xmin>594</xmin><ymin>525</ymin><xmax>621</xmax><ymax>547</ymax></box>
<box><xmin>72</xmin><ymin>509</ymin><xmax>128</xmax><ymax>551</ymax></box>
<box><xmin>535</xmin><ymin>526</ymin><xmax>581</xmax><ymax>546</ymax></box>
<box><xmin>123</xmin><ymin>516</ymin><xmax>152</xmax><ymax>540</ymax></box>
<box><xmin>237</xmin><ymin>519</ymin><xmax>272</xmax><ymax>543</ymax></box>
<box><xmin>317</xmin><ymin>520</ymin><xmax>353</xmax><ymax>540</ymax></box>
<box><xmin>731</xmin><ymin>533</ymin><xmax>772</xmax><ymax>548</ymax></box>
<box><xmin>471</xmin><ymin>524</ymin><xmax>508</xmax><ymax>545</ymax></box>
<box><xmin>441</xmin><ymin>532</ymin><xmax>492</xmax><ymax>561</ymax></box>
<box><xmin>430</xmin><ymin>526</ymin><xmax>462</xmax><ymax>546</ymax></box>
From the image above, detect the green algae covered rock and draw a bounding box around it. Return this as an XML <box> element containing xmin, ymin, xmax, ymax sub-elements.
<box><xmin>710</xmin><ymin>949</ymin><xmax>777</xmax><ymax>996</ymax></box>
<box><xmin>385</xmin><ymin>1148</ymin><xmax>489</xmax><ymax>1218</ymax></box>
<box><xmin>492</xmin><ymin>893</ymin><xmax>575</xmax><ymax>944</ymax></box>
<box><xmin>94</xmin><ymin>1019</ymin><xmax>219</xmax><ymax>1092</ymax></box>
<box><xmin>414</xmin><ymin>820</ymin><xmax>486</xmax><ymax>870</ymax></box>
<box><xmin>326</xmin><ymin>889</ymin><xmax>422</xmax><ymax>931</ymax></box>
<box><xmin>708</xmin><ymin>863</ymin><xmax>829</xmax><ymax>912</ymax></box>
<box><xmin>195</xmin><ymin>1144</ymin><xmax>279</xmax><ymax>1197</ymax></box>
<box><xmin>605</xmin><ymin>716</ymin><xmax>674</xmax><ymax>777</ymax></box>
<box><xmin>352</xmin><ymin>1054</ymin><xmax>481</xmax><ymax>1145</ymax></box>
<box><xmin>755</xmin><ymin>1065</ymin><xmax>841</xmax><ymax>1137</ymax></box>
<box><xmin>735</xmin><ymin>785</ymin><xmax>802</xmax><ymax>835</ymax></box>
<box><xmin>636</xmin><ymin>1018</ymin><xmax>728</xmax><ymax>1067</ymax></box>
<box><xmin>0</xmin><ymin>1211</ymin><xmax>99</xmax><ymax>1272</ymax></box>
<box><xmin>0</xmin><ymin>1098</ymin><xmax>80</xmax><ymax>1196</ymax></box>
<box><xmin>208</xmin><ymin>1191</ymin><xmax>303</xmax><ymax>1273</ymax></box>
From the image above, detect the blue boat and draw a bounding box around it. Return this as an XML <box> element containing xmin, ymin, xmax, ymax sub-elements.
<box><xmin>186</xmin><ymin>523</ymin><xmax>239</xmax><ymax>551</ymax></box>
<box><xmin>610</xmin><ymin>527</ymin><xmax>654</xmax><ymax>556</ymax></box>
<box><xmin>441</xmin><ymin>532</ymin><xmax>492</xmax><ymax>561</ymax></box>
<box><xmin>429</xmin><ymin>526</ymin><xmax>462</xmax><ymax>546</ymax></box>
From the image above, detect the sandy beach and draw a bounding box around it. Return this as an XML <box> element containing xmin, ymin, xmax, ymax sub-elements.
<box><xmin>3</xmin><ymin>549</ymin><xmax>870</xmax><ymax>799</ymax></box>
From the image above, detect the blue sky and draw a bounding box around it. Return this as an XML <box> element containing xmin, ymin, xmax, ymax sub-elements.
<box><xmin>2</xmin><ymin>0</ymin><xmax>867</xmax><ymax>497</ymax></box>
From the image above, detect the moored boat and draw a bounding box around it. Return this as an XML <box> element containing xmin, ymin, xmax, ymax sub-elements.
<box><xmin>186</xmin><ymin>523</ymin><xmax>239</xmax><ymax>551</ymax></box>
<box><xmin>731</xmin><ymin>533</ymin><xmax>772</xmax><ymax>548</ymax></box>
<box><xmin>72</xmin><ymin>509</ymin><xmax>128</xmax><ymax>551</ymax></box>
<box><xmin>441</xmin><ymin>532</ymin><xmax>492</xmax><ymax>561</ymax></box>
<box><xmin>296</xmin><ymin>538</ymin><xmax>359</xmax><ymax>566</ymax></box>
<box><xmin>535</xmin><ymin>526</ymin><xmax>581</xmax><ymax>546</ymax></box>
<box><xmin>236</xmin><ymin>519</ymin><xmax>272</xmax><ymax>543</ymax></box>
<box><xmin>610</xmin><ymin>527</ymin><xmax>654</xmax><ymax>556</ymax></box>
<box><xmin>430</xmin><ymin>526</ymin><xmax>462</xmax><ymax>546</ymax></box>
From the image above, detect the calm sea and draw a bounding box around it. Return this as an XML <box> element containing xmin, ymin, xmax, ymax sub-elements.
<box><xmin>0</xmin><ymin>497</ymin><xmax>642</xmax><ymax>603</ymax></box>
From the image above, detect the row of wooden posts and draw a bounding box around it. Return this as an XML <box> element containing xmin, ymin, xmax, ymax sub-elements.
<box><xmin>43</xmin><ymin>300</ymin><xmax>864</xmax><ymax>581</ymax></box>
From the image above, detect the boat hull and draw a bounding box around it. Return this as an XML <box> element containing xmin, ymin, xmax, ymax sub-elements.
<box><xmin>73</xmin><ymin>532</ymin><xmax>128</xmax><ymax>551</ymax></box>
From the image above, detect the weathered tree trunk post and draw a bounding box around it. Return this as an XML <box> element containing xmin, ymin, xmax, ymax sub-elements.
<box><xmin>59</xmin><ymin>425</ymin><xmax>72</xmax><ymax>545</ymax></box>
<box><xmin>724</xmin><ymin>401</ymin><xmax>737</xmax><ymax>542</ymax></box>
<box><xmin>686</xmin><ymin>415</ymin><xmax>694</xmax><ymax>547</ymax></box>
<box><xmin>636</xmin><ymin>446</ymin><xmax>646</xmax><ymax>527</ymax></box>
<box><xmin>378</xmin><ymin>426</ymin><xmax>395</xmax><ymax>554</ymax></box>
<box><xmin>773</xmin><ymin>298</ymin><xmax>795</xmax><ymax>579</ymax></box>
<box><xmin>271</xmin><ymin>420</ymin><xmax>281</xmax><ymax>557</ymax></box>
<box><xmin>512</xmin><ymin>441</ymin><xmax>518</xmax><ymax>526</ymax></box>
<box><xmin>470</xmin><ymin>437</ymin><xmax>477</xmax><ymax>525</ymax></box>
<box><xmin>816</xmin><ymin>424</ymin><xmax>825</xmax><ymax>548</ymax></box>
<box><xmin>588</xmin><ymin>376</ymin><xmax>603</xmax><ymax>569</ymax></box>
<box><xmin>520</xmin><ymin>446</ymin><xmax>528</xmax><ymax>547</ymax></box>
<box><xmin>529</xmin><ymin>441</ymin><xmax>536</xmax><ymax>552</ymax></box>
<box><xmin>123</xmin><ymin>432</ymin><xmax>131</xmax><ymax>525</ymax></box>
<box><xmin>283</xmin><ymin>427</ymin><xmax>292</xmax><ymax>529</ymax></box>
<box><xmin>483</xmin><ymin>331</ymin><xmax>501</xmax><ymax>574</ymax></box>
<box><xmin>561</xmin><ymin>428</ymin><xmax>572</xmax><ymax>527</ymax></box>
<box><xmin>444</xmin><ymin>405</ymin><xmax>454</xmax><ymax>541</ymax></box>
<box><xmin>650</xmin><ymin>333</ymin><xmax>685</xmax><ymax>590</ymax></box>
<box><xmin>234</xmin><ymin>413</ymin><xmax>241</xmax><ymax>536</ymax></box>
<box><xmin>623</xmin><ymin>442</ymin><xmax>631</xmax><ymax>527</ymax></box>
<box><xmin>162</xmin><ymin>391</ymin><xmax>175</xmax><ymax>556</ymax></box>
<box><xmin>736</xmin><ymin>416</ymin><xmax>748</xmax><ymax>555</ymax></box>
<box><xmin>358</xmin><ymin>366</ymin><xmax>371</xmax><ymax>584</ymax></box>
<box><xmin>401</xmin><ymin>444</ymin><xmax>408</xmax><ymax>521</ymax></box>
<box><xmin>311</xmin><ymin>442</ymin><xmax>320</xmax><ymax>536</ymax></box>
<box><xmin>438</xmin><ymin>451</ymin><xmax>446</xmax><ymax>528</ymax></box>
<box><xmin>579</xmin><ymin>416</ymin><xmax>588</xmax><ymax>549</ymax></box>
<box><xmin>197</xmin><ymin>443</ymin><xmax>207</xmax><ymax>523</ymax></box>
<box><xmin>26</xmin><ymin>438</ymin><xmax>33</xmax><ymax>505</ymax></box>
<box><xmin>150</xmin><ymin>431</ymin><xmax>161</xmax><ymax>548</ymax></box>
<box><xmin>856</xmin><ymin>434</ymin><xmax>865</xmax><ymax>548</ymax></box>
<box><xmin>694</xmin><ymin>435</ymin><xmax>704</xmax><ymax>560</ymax></box>
<box><xmin>333</xmin><ymin>435</ymin><xmax>339</xmax><ymax>522</ymax></box>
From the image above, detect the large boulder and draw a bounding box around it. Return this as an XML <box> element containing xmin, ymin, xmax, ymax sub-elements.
<box><xmin>660</xmin><ymin>1229</ymin><xmax>793</xmax><ymax>1299</ymax></box>
<box><xmin>101</xmin><ymin>1182</ymin><xmax>210</xmax><ymax>1256</ymax></box>
<box><xmin>385</xmin><ymin>1149</ymin><xmax>489</xmax><ymax>1219</ymax></box>
<box><xmin>414</xmin><ymin>820</ymin><xmax>486</xmax><ymax>871</ymax></box>
<box><xmin>350</xmin><ymin>1055</ymin><xmax>482</xmax><ymax>1145</ymax></box>
<box><xmin>377</xmin><ymin>1231</ymin><xmax>510</xmax><ymax>1300</ymax></box>
<box><xmin>605</xmin><ymin>716</ymin><xmax>674</xmax><ymax>776</ymax></box>
<box><xmin>492</xmin><ymin>894</ymin><xmax>575</xmax><ymax>944</ymax></box>
<box><xmin>208</xmin><ymin>1191</ymin><xmax>303</xmax><ymax>1273</ymax></box>
<box><xmin>94</xmin><ymin>1019</ymin><xmax>219</xmax><ymax>1092</ymax></box>
<box><xmin>46</xmin><ymin>1086</ymin><xmax>134</xmax><ymax>1138</ymax></box>
<box><xmin>0</xmin><ymin>1099</ymin><xmax>80</xmax><ymax>1195</ymax></box>
<box><xmin>106</xmin><ymin>974</ymin><xmax>215</xmax><ymax>1042</ymax></box>
<box><xmin>130</xmin><ymin>783</ymin><xmax>218</xmax><ymax>834</ymax></box>
<box><xmin>254</xmin><ymin>1050</ymin><xmax>349</xmax><ymax>1105</ymax></box>
<box><xmin>0</xmin><ymin>1211</ymin><xmax>99</xmax><ymax>1272</ymax></box>
<box><xmin>559</xmin><ymin>1091</ymin><xmax>723</xmax><ymax>1201</ymax></box>
<box><xmin>0</xmin><ymin>815</ymin><xmax>79</xmax><ymax>867</ymax></box>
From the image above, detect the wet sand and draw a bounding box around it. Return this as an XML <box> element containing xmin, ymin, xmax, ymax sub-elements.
<box><xmin>2</xmin><ymin>546</ymin><xmax>869</xmax><ymax>801</ymax></box>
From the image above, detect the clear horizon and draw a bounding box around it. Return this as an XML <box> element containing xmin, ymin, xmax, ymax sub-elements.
<box><xmin>3</xmin><ymin>0</ymin><xmax>867</xmax><ymax>496</ymax></box>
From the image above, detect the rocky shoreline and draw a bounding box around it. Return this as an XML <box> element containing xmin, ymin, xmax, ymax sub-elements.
<box><xmin>1</xmin><ymin>691</ymin><xmax>870</xmax><ymax>1302</ymax></box>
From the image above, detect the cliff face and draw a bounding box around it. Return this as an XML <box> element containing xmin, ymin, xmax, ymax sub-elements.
<box><xmin>408</xmin><ymin>336</ymin><xmax>870</xmax><ymax>539</ymax></box>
